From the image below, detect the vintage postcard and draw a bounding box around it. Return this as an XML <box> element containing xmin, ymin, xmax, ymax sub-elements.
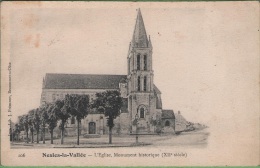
<box><xmin>1</xmin><ymin>1</ymin><xmax>259</xmax><ymax>166</ymax></box>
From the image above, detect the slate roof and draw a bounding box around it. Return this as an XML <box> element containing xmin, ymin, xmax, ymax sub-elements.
<box><xmin>154</xmin><ymin>85</ymin><xmax>161</xmax><ymax>94</ymax></box>
<box><xmin>43</xmin><ymin>73</ymin><xmax>127</xmax><ymax>89</ymax></box>
<box><xmin>153</xmin><ymin>85</ymin><xmax>162</xmax><ymax>109</ymax></box>
<box><xmin>162</xmin><ymin>110</ymin><xmax>175</xmax><ymax>119</ymax></box>
<box><xmin>44</xmin><ymin>73</ymin><xmax>162</xmax><ymax>93</ymax></box>
<box><xmin>132</xmin><ymin>9</ymin><xmax>149</xmax><ymax>48</ymax></box>
<box><xmin>155</xmin><ymin>96</ymin><xmax>162</xmax><ymax>109</ymax></box>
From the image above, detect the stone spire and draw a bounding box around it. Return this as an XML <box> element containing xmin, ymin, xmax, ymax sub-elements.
<box><xmin>148</xmin><ymin>35</ymin><xmax>152</xmax><ymax>48</ymax></box>
<box><xmin>42</xmin><ymin>77</ymin><xmax>45</xmax><ymax>89</ymax></box>
<box><xmin>132</xmin><ymin>9</ymin><xmax>148</xmax><ymax>48</ymax></box>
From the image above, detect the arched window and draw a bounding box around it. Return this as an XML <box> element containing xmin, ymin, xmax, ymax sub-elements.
<box><xmin>165</xmin><ymin>120</ymin><xmax>170</xmax><ymax>126</ymax></box>
<box><xmin>137</xmin><ymin>54</ymin><xmax>140</xmax><ymax>70</ymax></box>
<box><xmin>140</xmin><ymin>108</ymin><xmax>145</xmax><ymax>118</ymax></box>
<box><xmin>137</xmin><ymin>76</ymin><xmax>141</xmax><ymax>91</ymax></box>
<box><xmin>144</xmin><ymin>55</ymin><xmax>147</xmax><ymax>70</ymax></box>
<box><xmin>71</xmin><ymin>117</ymin><xmax>75</xmax><ymax>124</ymax></box>
<box><xmin>144</xmin><ymin>76</ymin><xmax>147</xmax><ymax>91</ymax></box>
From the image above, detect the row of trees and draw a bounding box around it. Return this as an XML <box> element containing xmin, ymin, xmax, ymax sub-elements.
<box><xmin>14</xmin><ymin>90</ymin><xmax>123</xmax><ymax>145</ymax></box>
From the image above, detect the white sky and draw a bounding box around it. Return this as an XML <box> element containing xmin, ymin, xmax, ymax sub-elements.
<box><xmin>6</xmin><ymin>2</ymin><xmax>258</xmax><ymax>127</ymax></box>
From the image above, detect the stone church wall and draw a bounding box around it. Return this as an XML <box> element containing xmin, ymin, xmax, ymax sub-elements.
<box><xmin>118</xmin><ymin>113</ymin><xmax>131</xmax><ymax>134</ymax></box>
<box><xmin>149</xmin><ymin>95</ymin><xmax>157</xmax><ymax>118</ymax></box>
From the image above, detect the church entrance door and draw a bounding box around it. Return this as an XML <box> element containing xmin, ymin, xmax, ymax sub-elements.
<box><xmin>89</xmin><ymin>122</ymin><xmax>96</xmax><ymax>134</ymax></box>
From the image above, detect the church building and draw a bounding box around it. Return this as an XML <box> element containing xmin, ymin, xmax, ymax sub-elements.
<box><xmin>40</xmin><ymin>9</ymin><xmax>176</xmax><ymax>136</ymax></box>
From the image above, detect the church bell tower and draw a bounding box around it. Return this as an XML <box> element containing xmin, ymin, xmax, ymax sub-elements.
<box><xmin>127</xmin><ymin>9</ymin><xmax>155</xmax><ymax>133</ymax></box>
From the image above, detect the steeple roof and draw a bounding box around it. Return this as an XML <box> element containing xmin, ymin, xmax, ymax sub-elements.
<box><xmin>132</xmin><ymin>9</ymin><xmax>148</xmax><ymax>48</ymax></box>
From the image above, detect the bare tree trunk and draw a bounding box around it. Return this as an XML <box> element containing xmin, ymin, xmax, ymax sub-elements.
<box><xmin>77</xmin><ymin>119</ymin><xmax>80</xmax><ymax>145</ymax></box>
<box><xmin>61</xmin><ymin>121</ymin><xmax>64</xmax><ymax>144</ymax></box>
<box><xmin>109</xmin><ymin>126</ymin><xmax>112</xmax><ymax>144</ymax></box>
<box><xmin>61</xmin><ymin>129</ymin><xmax>64</xmax><ymax>144</ymax></box>
<box><xmin>50</xmin><ymin>129</ymin><xmax>53</xmax><ymax>144</ymax></box>
<box><xmin>26</xmin><ymin>130</ymin><xmax>29</xmax><ymax>143</ymax></box>
<box><xmin>36</xmin><ymin>130</ymin><xmax>39</xmax><ymax>143</ymax></box>
<box><xmin>43</xmin><ymin>123</ymin><xmax>45</xmax><ymax>144</ymax></box>
<box><xmin>31</xmin><ymin>130</ymin><xmax>34</xmax><ymax>143</ymax></box>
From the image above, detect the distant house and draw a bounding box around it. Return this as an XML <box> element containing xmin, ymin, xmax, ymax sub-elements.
<box><xmin>175</xmin><ymin>111</ymin><xmax>189</xmax><ymax>132</ymax></box>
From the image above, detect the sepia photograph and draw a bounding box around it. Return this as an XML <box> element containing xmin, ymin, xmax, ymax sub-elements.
<box><xmin>1</xmin><ymin>1</ymin><xmax>259</xmax><ymax>166</ymax></box>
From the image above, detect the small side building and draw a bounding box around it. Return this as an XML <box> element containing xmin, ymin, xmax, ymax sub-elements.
<box><xmin>161</xmin><ymin>110</ymin><xmax>175</xmax><ymax>133</ymax></box>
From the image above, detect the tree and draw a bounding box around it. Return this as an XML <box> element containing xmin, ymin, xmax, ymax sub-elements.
<box><xmin>28</xmin><ymin>110</ymin><xmax>35</xmax><ymax>143</ymax></box>
<box><xmin>67</xmin><ymin>94</ymin><xmax>89</xmax><ymax>145</ymax></box>
<box><xmin>39</xmin><ymin>104</ymin><xmax>49</xmax><ymax>144</ymax></box>
<box><xmin>33</xmin><ymin>108</ymin><xmax>41</xmax><ymax>143</ymax></box>
<box><xmin>92</xmin><ymin>90</ymin><xmax>123</xmax><ymax>144</ymax></box>
<box><xmin>14</xmin><ymin>123</ymin><xmax>21</xmax><ymax>141</ymax></box>
<box><xmin>19</xmin><ymin>115</ymin><xmax>29</xmax><ymax>143</ymax></box>
<box><xmin>53</xmin><ymin>99</ymin><xmax>70</xmax><ymax>144</ymax></box>
<box><xmin>46</xmin><ymin>103</ymin><xmax>58</xmax><ymax>144</ymax></box>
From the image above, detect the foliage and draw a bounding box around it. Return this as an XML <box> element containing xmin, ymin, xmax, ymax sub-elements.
<box><xmin>39</xmin><ymin>104</ymin><xmax>49</xmax><ymax>130</ymax></box>
<box><xmin>92</xmin><ymin>90</ymin><xmax>123</xmax><ymax>144</ymax></box>
<box><xmin>39</xmin><ymin>104</ymin><xmax>49</xmax><ymax>143</ymax></box>
<box><xmin>66</xmin><ymin>94</ymin><xmax>89</xmax><ymax>121</ymax></box>
<box><xmin>33</xmin><ymin>108</ymin><xmax>41</xmax><ymax>133</ymax></box>
<box><xmin>65</xmin><ymin>94</ymin><xmax>90</xmax><ymax>145</ymax></box>
<box><xmin>45</xmin><ymin>103</ymin><xmax>59</xmax><ymax>144</ymax></box>
<box><xmin>46</xmin><ymin>103</ymin><xmax>58</xmax><ymax>131</ymax></box>
<box><xmin>92</xmin><ymin>90</ymin><xmax>123</xmax><ymax>128</ymax></box>
<box><xmin>27</xmin><ymin>109</ymin><xmax>35</xmax><ymax>142</ymax></box>
<box><xmin>18</xmin><ymin>115</ymin><xmax>29</xmax><ymax>133</ymax></box>
<box><xmin>53</xmin><ymin>98</ymin><xmax>69</xmax><ymax>144</ymax></box>
<box><xmin>14</xmin><ymin>123</ymin><xmax>21</xmax><ymax>134</ymax></box>
<box><xmin>13</xmin><ymin>123</ymin><xmax>22</xmax><ymax>140</ymax></box>
<box><xmin>27</xmin><ymin>110</ymin><xmax>34</xmax><ymax>132</ymax></box>
<box><xmin>52</xmin><ymin>100</ymin><xmax>68</xmax><ymax>124</ymax></box>
<box><xmin>14</xmin><ymin>90</ymin><xmax>123</xmax><ymax>144</ymax></box>
<box><xmin>19</xmin><ymin>115</ymin><xmax>29</xmax><ymax>142</ymax></box>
